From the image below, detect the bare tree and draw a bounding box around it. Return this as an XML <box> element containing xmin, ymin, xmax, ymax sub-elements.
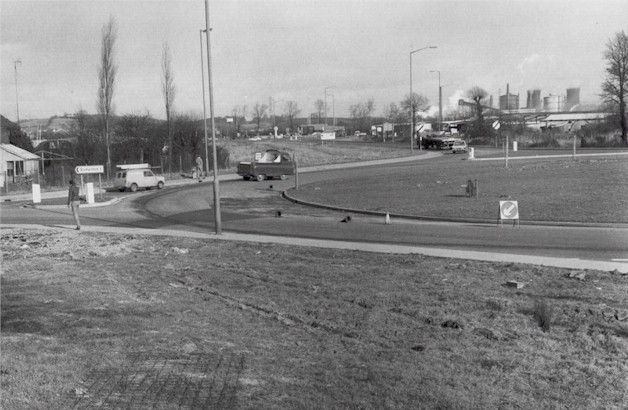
<box><xmin>314</xmin><ymin>99</ymin><xmax>325</xmax><ymax>123</ymax></box>
<box><xmin>601</xmin><ymin>30</ymin><xmax>628</xmax><ymax>143</ymax></box>
<box><xmin>231</xmin><ymin>105</ymin><xmax>248</xmax><ymax>137</ymax></box>
<box><xmin>400</xmin><ymin>92</ymin><xmax>428</xmax><ymax>132</ymax></box>
<box><xmin>383</xmin><ymin>102</ymin><xmax>405</xmax><ymax>124</ymax></box>
<box><xmin>349</xmin><ymin>98</ymin><xmax>376</xmax><ymax>132</ymax></box>
<box><xmin>97</xmin><ymin>15</ymin><xmax>117</xmax><ymax>178</ymax></box>
<box><xmin>116</xmin><ymin>111</ymin><xmax>153</xmax><ymax>164</ymax></box>
<box><xmin>466</xmin><ymin>86</ymin><xmax>489</xmax><ymax>134</ymax></box>
<box><xmin>284</xmin><ymin>101</ymin><xmax>301</xmax><ymax>133</ymax></box>
<box><xmin>252</xmin><ymin>102</ymin><xmax>268</xmax><ymax>135</ymax></box>
<box><xmin>162</xmin><ymin>42</ymin><xmax>176</xmax><ymax>172</ymax></box>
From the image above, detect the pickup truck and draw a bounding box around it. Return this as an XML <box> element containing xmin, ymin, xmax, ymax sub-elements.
<box><xmin>422</xmin><ymin>134</ymin><xmax>456</xmax><ymax>150</ymax></box>
<box><xmin>237</xmin><ymin>149</ymin><xmax>295</xmax><ymax>181</ymax></box>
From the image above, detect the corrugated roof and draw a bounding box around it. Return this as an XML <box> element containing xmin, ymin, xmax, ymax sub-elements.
<box><xmin>0</xmin><ymin>144</ymin><xmax>40</xmax><ymax>160</ymax></box>
<box><xmin>543</xmin><ymin>113</ymin><xmax>609</xmax><ymax>121</ymax></box>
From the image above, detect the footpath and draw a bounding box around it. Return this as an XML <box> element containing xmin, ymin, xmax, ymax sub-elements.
<box><xmin>2</xmin><ymin>151</ymin><xmax>627</xmax><ymax>273</ymax></box>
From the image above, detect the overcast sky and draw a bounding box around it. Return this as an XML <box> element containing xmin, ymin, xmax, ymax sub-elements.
<box><xmin>1</xmin><ymin>0</ymin><xmax>627</xmax><ymax>122</ymax></box>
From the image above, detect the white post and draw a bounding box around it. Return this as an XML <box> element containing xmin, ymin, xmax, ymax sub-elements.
<box><xmin>32</xmin><ymin>183</ymin><xmax>41</xmax><ymax>204</ymax></box>
<box><xmin>505</xmin><ymin>135</ymin><xmax>509</xmax><ymax>169</ymax></box>
<box><xmin>85</xmin><ymin>183</ymin><xmax>95</xmax><ymax>204</ymax></box>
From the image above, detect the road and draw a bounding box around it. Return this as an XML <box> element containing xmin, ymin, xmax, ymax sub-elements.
<box><xmin>2</xmin><ymin>153</ymin><xmax>627</xmax><ymax>271</ymax></box>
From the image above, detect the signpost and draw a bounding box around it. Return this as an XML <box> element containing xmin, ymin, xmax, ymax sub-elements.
<box><xmin>75</xmin><ymin>165</ymin><xmax>104</xmax><ymax>201</ymax></box>
<box><xmin>493</xmin><ymin>120</ymin><xmax>500</xmax><ymax>148</ymax></box>
<box><xmin>498</xmin><ymin>200</ymin><xmax>520</xmax><ymax>227</ymax></box>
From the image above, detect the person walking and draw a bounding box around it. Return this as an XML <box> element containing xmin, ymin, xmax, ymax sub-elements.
<box><xmin>67</xmin><ymin>179</ymin><xmax>81</xmax><ymax>230</ymax></box>
<box><xmin>195</xmin><ymin>155</ymin><xmax>204</xmax><ymax>182</ymax></box>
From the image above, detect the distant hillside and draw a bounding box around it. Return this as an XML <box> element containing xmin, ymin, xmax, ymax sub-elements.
<box><xmin>20</xmin><ymin>116</ymin><xmax>79</xmax><ymax>137</ymax></box>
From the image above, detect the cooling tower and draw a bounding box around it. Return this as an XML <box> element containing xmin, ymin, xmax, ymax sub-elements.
<box><xmin>565</xmin><ymin>88</ymin><xmax>580</xmax><ymax>111</ymax></box>
<box><xmin>531</xmin><ymin>89</ymin><xmax>541</xmax><ymax>110</ymax></box>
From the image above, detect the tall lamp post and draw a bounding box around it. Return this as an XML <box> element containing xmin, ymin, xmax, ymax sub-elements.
<box><xmin>409</xmin><ymin>46</ymin><xmax>436</xmax><ymax>152</ymax></box>
<box><xmin>204</xmin><ymin>0</ymin><xmax>221</xmax><ymax>234</ymax></box>
<box><xmin>199</xmin><ymin>30</ymin><xmax>209</xmax><ymax>177</ymax></box>
<box><xmin>14</xmin><ymin>59</ymin><xmax>21</xmax><ymax>126</ymax></box>
<box><xmin>430</xmin><ymin>70</ymin><xmax>442</xmax><ymax>132</ymax></box>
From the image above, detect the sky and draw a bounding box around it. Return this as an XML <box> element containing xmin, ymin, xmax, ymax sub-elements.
<box><xmin>1</xmin><ymin>0</ymin><xmax>627</xmax><ymax>122</ymax></box>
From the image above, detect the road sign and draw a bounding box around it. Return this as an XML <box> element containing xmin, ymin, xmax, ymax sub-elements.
<box><xmin>500</xmin><ymin>201</ymin><xmax>518</xmax><ymax>219</ymax></box>
<box><xmin>75</xmin><ymin>165</ymin><xmax>104</xmax><ymax>174</ymax></box>
<box><xmin>492</xmin><ymin>120</ymin><xmax>501</xmax><ymax>130</ymax></box>
<box><xmin>498</xmin><ymin>200</ymin><xmax>520</xmax><ymax>227</ymax></box>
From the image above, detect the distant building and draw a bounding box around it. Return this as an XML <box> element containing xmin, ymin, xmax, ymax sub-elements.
<box><xmin>565</xmin><ymin>88</ymin><xmax>581</xmax><ymax>111</ymax></box>
<box><xmin>500</xmin><ymin>84</ymin><xmax>520</xmax><ymax>111</ymax></box>
<box><xmin>526</xmin><ymin>89</ymin><xmax>542</xmax><ymax>111</ymax></box>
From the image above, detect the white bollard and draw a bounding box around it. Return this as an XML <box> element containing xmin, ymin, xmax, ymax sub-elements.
<box><xmin>385</xmin><ymin>212</ymin><xmax>391</xmax><ymax>224</ymax></box>
<box><xmin>85</xmin><ymin>182</ymin><xmax>95</xmax><ymax>204</ymax></box>
<box><xmin>468</xmin><ymin>147</ymin><xmax>475</xmax><ymax>159</ymax></box>
<box><xmin>32</xmin><ymin>183</ymin><xmax>41</xmax><ymax>204</ymax></box>
<box><xmin>513</xmin><ymin>141</ymin><xmax>518</xmax><ymax>152</ymax></box>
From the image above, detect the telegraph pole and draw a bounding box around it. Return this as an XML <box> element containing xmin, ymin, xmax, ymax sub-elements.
<box><xmin>14</xmin><ymin>59</ymin><xmax>21</xmax><ymax>126</ymax></box>
<box><xmin>204</xmin><ymin>0</ymin><xmax>221</xmax><ymax>234</ymax></box>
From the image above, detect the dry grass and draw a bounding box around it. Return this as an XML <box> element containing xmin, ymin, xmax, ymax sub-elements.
<box><xmin>221</xmin><ymin>139</ymin><xmax>412</xmax><ymax>170</ymax></box>
<box><xmin>2</xmin><ymin>229</ymin><xmax>628</xmax><ymax>409</ymax></box>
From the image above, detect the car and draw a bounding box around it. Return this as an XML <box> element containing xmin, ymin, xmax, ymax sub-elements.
<box><xmin>114</xmin><ymin>164</ymin><xmax>165</xmax><ymax>192</ymax></box>
<box><xmin>451</xmin><ymin>140</ymin><xmax>468</xmax><ymax>154</ymax></box>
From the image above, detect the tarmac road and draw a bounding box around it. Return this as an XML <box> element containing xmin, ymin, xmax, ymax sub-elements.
<box><xmin>2</xmin><ymin>150</ymin><xmax>627</xmax><ymax>272</ymax></box>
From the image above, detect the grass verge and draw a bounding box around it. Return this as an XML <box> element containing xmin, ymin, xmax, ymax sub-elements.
<box><xmin>2</xmin><ymin>229</ymin><xmax>627</xmax><ymax>409</ymax></box>
<box><xmin>289</xmin><ymin>156</ymin><xmax>628</xmax><ymax>223</ymax></box>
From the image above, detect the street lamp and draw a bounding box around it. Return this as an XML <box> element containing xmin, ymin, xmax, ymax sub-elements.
<box><xmin>199</xmin><ymin>30</ymin><xmax>209</xmax><ymax>177</ymax></box>
<box><xmin>204</xmin><ymin>0</ymin><xmax>221</xmax><ymax>234</ymax></box>
<box><xmin>409</xmin><ymin>46</ymin><xmax>436</xmax><ymax>152</ymax></box>
<box><xmin>324</xmin><ymin>86</ymin><xmax>333</xmax><ymax>127</ymax></box>
<box><xmin>430</xmin><ymin>70</ymin><xmax>442</xmax><ymax>133</ymax></box>
<box><xmin>14</xmin><ymin>59</ymin><xmax>21</xmax><ymax>126</ymax></box>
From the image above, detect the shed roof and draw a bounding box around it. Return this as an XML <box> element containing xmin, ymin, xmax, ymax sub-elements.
<box><xmin>0</xmin><ymin>144</ymin><xmax>40</xmax><ymax>160</ymax></box>
<box><xmin>543</xmin><ymin>113</ymin><xmax>609</xmax><ymax>122</ymax></box>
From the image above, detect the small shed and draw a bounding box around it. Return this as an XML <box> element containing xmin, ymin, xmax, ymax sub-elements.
<box><xmin>0</xmin><ymin>143</ymin><xmax>40</xmax><ymax>186</ymax></box>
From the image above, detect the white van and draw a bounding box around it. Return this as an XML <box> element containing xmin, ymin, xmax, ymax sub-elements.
<box><xmin>114</xmin><ymin>164</ymin><xmax>165</xmax><ymax>192</ymax></box>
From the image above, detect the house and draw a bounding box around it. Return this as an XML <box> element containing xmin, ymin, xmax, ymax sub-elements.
<box><xmin>1</xmin><ymin>143</ymin><xmax>40</xmax><ymax>187</ymax></box>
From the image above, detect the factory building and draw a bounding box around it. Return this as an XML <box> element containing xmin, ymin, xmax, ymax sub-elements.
<box><xmin>499</xmin><ymin>84</ymin><xmax>520</xmax><ymax>111</ymax></box>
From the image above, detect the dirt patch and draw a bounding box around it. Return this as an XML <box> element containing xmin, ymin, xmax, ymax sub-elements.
<box><xmin>2</xmin><ymin>228</ymin><xmax>627</xmax><ymax>409</ymax></box>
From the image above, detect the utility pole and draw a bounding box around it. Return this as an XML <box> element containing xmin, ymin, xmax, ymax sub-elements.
<box><xmin>199</xmin><ymin>30</ymin><xmax>209</xmax><ymax>177</ymax></box>
<box><xmin>14</xmin><ymin>59</ymin><xmax>21</xmax><ymax>126</ymax></box>
<box><xmin>204</xmin><ymin>0</ymin><xmax>221</xmax><ymax>234</ymax></box>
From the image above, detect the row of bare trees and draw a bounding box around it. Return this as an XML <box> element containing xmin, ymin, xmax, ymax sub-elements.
<box><xmin>92</xmin><ymin>14</ymin><xmax>626</xmax><ymax>178</ymax></box>
<box><xmin>96</xmin><ymin>16</ymin><xmax>182</xmax><ymax>178</ymax></box>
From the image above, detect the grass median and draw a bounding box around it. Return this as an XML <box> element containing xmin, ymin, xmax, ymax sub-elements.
<box><xmin>289</xmin><ymin>155</ymin><xmax>628</xmax><ymax>223</ymax></box>
<box><xmin>2</xmin><ymin>229</ymin><xmax>627</xmax><ymax>409</ymax></box>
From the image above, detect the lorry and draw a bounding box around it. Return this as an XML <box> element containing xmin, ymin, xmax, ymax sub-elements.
<box><xmin>237</xmin><ymin>149</ymin><xmax>295</xmax><ymax>181</ymax></box>
<box><xmin>421</xmin><ymin>133</ymin><xmax>457</xmax><ymax>150</ymax></box>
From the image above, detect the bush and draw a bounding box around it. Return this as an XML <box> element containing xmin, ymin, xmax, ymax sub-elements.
<box><xmin>533</xmin><ymin>299</ymin><xmax>553</xmax><ymax>333</ymax></box>
<box><xmin>528</xmin><ymin>135</ymin><xmax>562</xmax><ymax>148</ymax></box>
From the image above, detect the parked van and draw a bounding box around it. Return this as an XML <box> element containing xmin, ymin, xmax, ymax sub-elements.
<box><xmin>114</xmin><ymin>164</ymin><xmax>165</xmax><ymax>192</ymax></box>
